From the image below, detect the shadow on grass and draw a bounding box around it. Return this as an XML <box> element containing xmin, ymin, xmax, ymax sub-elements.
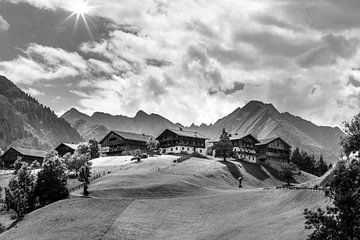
<box><xmin>239</xmin><ymin>161</ymin><xmax>270</xmax><ymax>181</ymax></box>
<box><xmin>262</xmin><ymin>165</ymin><xmax>296</xmax><ymax>184</ymax></box>
<box><xmin>220</xmin><ymin>161</ymin><xmax>241</xmax><ymax>179</ymax></box>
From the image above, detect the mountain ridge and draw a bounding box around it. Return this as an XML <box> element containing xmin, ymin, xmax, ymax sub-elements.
<box><xmin>61</xmin><ymin>100</ymin><xmax>344</xmax><ymax>162</ymax></box>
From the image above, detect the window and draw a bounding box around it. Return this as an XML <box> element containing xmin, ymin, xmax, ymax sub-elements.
<box><xmin>176</xmin><ymin>147</ymin><xmax>178</xmax><ymax>151</ymax></box>
<box><xmin>187</xmin><ymin>148</ymin><xmax>189</xmax><ymax>151</ymax></box>
<box><xmin>182</xmin><ymin>147</ymin><xmax>184</xmax><ymax>150</ymax></box>
<box><xmin>171</xmin><ymin>148</ymin><xmax>173</xmax><ymax>151</ymax></box>
<box><xmin>200</xmin><ymin>150</ymin><xmax>202</xmax><ymax>153</ymax></box>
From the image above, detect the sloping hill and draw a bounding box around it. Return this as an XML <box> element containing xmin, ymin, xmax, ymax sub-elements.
<box><xmin>0</xmin><ymin>156</ymin><xmax>326</xmax><ymax>240</ymax></box>
<box><xmin>0</xmin><ymin>75</ymin><xmax>83</xmax><ymax>150</ymax></box>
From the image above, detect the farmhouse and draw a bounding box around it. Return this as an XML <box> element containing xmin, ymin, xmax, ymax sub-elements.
<box><xmin>230</xmin><ymin>133</ymin><xmax>259</xmax><ymax>163</ymax></box>
<box><xmin>1</xmin><ymin>146</ymin><xmax>46</xmax><ymax>168</ymax></box>
<box><xmin>55</xmin><ymin>143</ymin><xmax>78</xmax><ymax>156</ymax></box>
<box><xmin>156</xmin><ymin>128</ymin><xmax>208</xmax><ymax>154</ymax></box>
<box><xmin>99</xmin><ymin>130</ymin><xmax>152</xmax><ymax>156</ymax></box>
<box><xmin>256</xmin><ymin>137</ymin><xmax>291</xmax><ymax>164</ymax></box>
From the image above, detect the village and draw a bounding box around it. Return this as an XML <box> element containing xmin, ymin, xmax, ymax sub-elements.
<box><xmin>0</xmin><ymin>127</ymin><xmax>292</xmax><ymax>172</ymax></box>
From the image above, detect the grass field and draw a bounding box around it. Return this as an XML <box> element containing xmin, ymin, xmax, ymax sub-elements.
<box><xmin>0</xmin><ymin>155</ymin><xmax>327</xmax><ymax>240</ymax></box>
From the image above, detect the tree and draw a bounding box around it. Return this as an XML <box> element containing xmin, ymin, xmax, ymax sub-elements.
<box><xmin>89</xmin><ymin>139</ymin><xmax>100</xmax><ymax>159</ymax></box>
<box><xmin>341</xmin><ymin>112</ymin><xmax>360</xmax><ymax>155</ymax></box>
<box><xmin>280</xmin><ymin>162</ymin><xmax>296</xmax><ymax>186</ymax></box>
<box><xmin>146</xmin><ymin>136</ymin><xmax>159</xmax><ymax>154</ymax></box>
<box><xmin>304</xmin><ymin>112</ymin><xmax>360</xmax><ymax>239</ymax></box>
<box><xmin>13</xmin><ymin>156</ymin><xmax>24</xmax><ymax>175</ymax></box>
<box><xmin>67</xmin><ymin>143</ymin><xmax>91</xmax><ymax>176</ymax></box>
<box><xmin>79</xmin><ymin>163</ymin><xmax>91</xmax><ymax>196</ymax></box>
<box><xmin>5</xmin><ymin>162</ymin><xmax>36</xmax><ymax>218</ymax></box>
<box><xmin>304</xmin><ymin>163</ymin><xmax>360</xmax><ymax>240</ymax></box>
<box><xmin>214</xmin><ymin>128</ymin><xmax>233</xmax><ymax>162</ymax></box>
<box><xmin>34</xmin><ymin>150</ymin><xmax>68</xmax><ymax>206</ymax></box>
<box><xmin>316</xmin><ymin>154</ymin><xmax>328</xmax><ymax>176</ymax></box>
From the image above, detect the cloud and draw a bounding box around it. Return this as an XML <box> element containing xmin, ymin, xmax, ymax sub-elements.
<box><xmin>297</xmin><ymin>34</ymin><xmax>359</xmax><ymax>68</ymax></box>
<box><xmin>0</xmin><ymin>15</ymin><xmax>9</xmax><ymax>31</ymax></box>
<box><xmin>254</xmin><ymin>14</ymin><xmax>302</xmax><ymax>31</ymax></box>
<box><xmin>235</xmin><ymin>30</ymin><xmax>317</xmax><ymax>58</ymax></box>
<box><xmin>348</xmin><ymin>75</ymin><xmax>360</xmax><ymax>88</ymax></box>
<box><xmin>24</xmin><ymin>87</ymin><xmax>44</xmax><ymax>96</ymax></box>
<box><xmin>208</xmin><ymin>81</ymin><xmax>245</xmax><ymax>96</ymax></box>
<box><xmin>0</xmin><ymin>43</ymin><xmax>86</xmax><ymax>84</ymax></box>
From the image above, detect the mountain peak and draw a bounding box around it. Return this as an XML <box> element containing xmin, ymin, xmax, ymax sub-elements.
<box><xmin>61</xmin><ymin>108</ymin><xmax>89</xmax><ymax>120</ymax></box>
<box><xmin>135</xmin><ymin>110</ymin><xmax>148</xmax><ymax>118</ymax></box>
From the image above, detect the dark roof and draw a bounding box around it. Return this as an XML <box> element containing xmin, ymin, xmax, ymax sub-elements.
<box><xmin>100</xmin><ymin>130</ymin><xmax>152</xmax><ymax>143</ymax></box>
<box><xmin>158</xmin><ymin>128</ymin><xmax>208</xmax><ymax>139</ymax></box>
<box><xmin>209</xmin><ymin>133</ymin><xmax>259</xmax><ymax>143</ymax></box>
<box><xmin>11</xmin><ymin>147</ymin><xmax>46</xmax><ymax>158</ymax></box>
<box><xmin>230</xmin><ymin>133</ymin><xmax>259</xmax><ymax>142</ymax></box>
<box><xmin>256</xmin><ymin>137</ymin><xmax>291</xmax><ymax>147</ymax></box>
<box><xmin>56</xmin><ymin>143</ymin><xmax>79</xmax><ymax>150</ymax></box>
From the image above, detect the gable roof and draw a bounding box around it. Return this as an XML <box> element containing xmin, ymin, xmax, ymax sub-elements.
<box><xmin>230</xmin><ymin>133</ymin><xmax>259</xmax><ymax>143</ymax></box>
<box><xmin>56</xmin><ymin>143</ymin><xmax>79</xmax><ymax>150</ymax></box>
<box><xmin>256</xmin><ymin>137</ymin><xmax>291</xmax><ymax>147</ymax></box>
<box><xmin>157</xmin><ymin>128</ymin><xmax>208</xmax><ymax>140</ymax></box>
<box><xmin>209</xmin><ymin>133</ymin><xmax>259</xmax><ymax>143</ymax></box>
<box><xmin>10</xmin><ymin>147</ymin><xmax>46</xmax><ymax>158</ymax></box>
<box><xmin>99</xmin><ymin>130</ymin><xmax>152</xmax><ymax>144</ymax></box>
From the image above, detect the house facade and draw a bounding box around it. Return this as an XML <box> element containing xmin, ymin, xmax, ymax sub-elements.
<box><xmin>156</xmin><ymin>128</ymin><xmax>208</xmax><ymax>155</ymax></box>
<box><xmin>1</xmin><ymin>147</ymin><xmax>46</xmax><ymax>168</ymax></box>
<box><xmin>256</xmin><ymin>137</ymin><xmax>291</xmax><ymax>165</ymax></box>
<box><xmin>55</xmin><ymin>143</ymin><xmax>79</xmax><ymax>156</ymax></box>
<box><xmin>99</xmin><ymin>130</ymin><xmax>152</xmax><ymax>156</ymax></box>
<box><xmin>230</xmin><ymin>134</ymin><xmax>259</xmax><ymax>163</ymax></box>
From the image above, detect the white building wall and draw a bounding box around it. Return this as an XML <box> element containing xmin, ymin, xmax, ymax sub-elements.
<box><xmin>161</xmin><ymin>146</ymin><xmax>206</xmax><ymax>155</ymax></box>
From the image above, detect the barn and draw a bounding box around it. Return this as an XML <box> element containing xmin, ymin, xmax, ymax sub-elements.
<box><xmin>55</xmin><ymin>143</ymin><xmax>79</xmax><ymax>156</ymax></box>
<box><xmin>1</xmin><ymin>146</ymin><xmax>46</xmax><ymax>168</ymax></box>
<box><xmin>99</xmin><ymin>130</ymin><xmax>152</xmax><ymax>156</ymax></box>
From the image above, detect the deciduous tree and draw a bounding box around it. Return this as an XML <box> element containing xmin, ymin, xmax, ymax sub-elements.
<box><xmin>34</xmin><ymin>150</ymin><xmax>68</xmax><ymax>206</ymax></box>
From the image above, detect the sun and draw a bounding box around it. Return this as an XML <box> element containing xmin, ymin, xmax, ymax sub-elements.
<box><xmin>62</xmin><ymin>0</ymin><xmax>95</xmax><ymax>39</ymax></box>
<box><xmin>69</xmin><ymin>0</ymin><xmax>92</xmax><ymax>16</ymax></box>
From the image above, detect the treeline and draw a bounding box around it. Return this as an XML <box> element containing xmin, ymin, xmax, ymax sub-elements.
<box><xmin>290</xmin><ymin>148</ymin><xmax>331</xmax><ymax>177</ymax></box>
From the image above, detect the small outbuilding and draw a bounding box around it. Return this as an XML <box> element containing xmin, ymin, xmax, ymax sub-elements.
<box><xmin>1</xmin><ymin>146</ymin><xmax>46</xmax><ymax>168</ymax></box>
<box><xmin>55</xmin><ymin>143</ymin><xmax>79</xmax><ymax>156</ymax></box>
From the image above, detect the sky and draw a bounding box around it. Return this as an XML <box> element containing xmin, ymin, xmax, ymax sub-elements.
<box><xmin>0</xmin><ymin>0</ymin><xmax>360</xmax><ymax>127</ymax></box>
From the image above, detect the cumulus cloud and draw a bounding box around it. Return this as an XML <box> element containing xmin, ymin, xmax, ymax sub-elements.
<box><xmin>0</xmin><ymin>15</ymin><xmax>9</xmax><ymax>31</ymax></box>
<box><xmin>1</xmin><ymin>0</ymin><xmax>360</xmax><ymax>126</ymax></box>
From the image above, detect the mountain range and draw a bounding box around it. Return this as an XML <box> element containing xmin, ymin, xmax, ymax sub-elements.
<box><xmin>0</xmin><ymin>75</ymin><xmax>83</xmax><ymax>151</ymax></box>
<box><xmin>62</xmin><ymin>101</ymin><xmax>345</xmax><ymax>163</ymax></box>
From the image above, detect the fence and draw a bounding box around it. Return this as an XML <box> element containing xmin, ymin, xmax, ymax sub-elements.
<box><xmin>68</xmin><ymin>171</ymin><xmax>107</xmax><ymax>193</ymax></box>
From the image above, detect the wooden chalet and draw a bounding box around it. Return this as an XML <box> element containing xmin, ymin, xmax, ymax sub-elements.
<box><xmin>256</xmin><ymin>137</ymin><xmax>291</xmax><ymax>163</ymax></box>
<box><xmin>99</xmin><ymin>130</ymin><xmax>152</xmax><ymax>156</ymax></box>
<box><xmin>1</xmin><ymin>146</ymin><xmax>46</xmax><ymax>168</ymax></box>
<box><xmin>55</xmin><ymin>143</ymin><xmax>78</xmax><ymax>156</ymax></box>
<box><xmin>230</xmin><ymin>133</ymin><xmax>259</xmax><ymax>163</ymax></box>
<box><xmin>156</xmin><ymin>128</ymin><xmax>208</xmax><ymax>155</ymax></box>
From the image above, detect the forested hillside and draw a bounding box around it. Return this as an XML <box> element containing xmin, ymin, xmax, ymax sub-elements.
<box><xmin>0</xmin><ymin>75</ymin><xmax>83</xmax><ymax>150</ymax></box>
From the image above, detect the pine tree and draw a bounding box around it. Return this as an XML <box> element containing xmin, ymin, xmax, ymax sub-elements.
<box><xmin>89</xmin><ymin>139</ymin><xmax>100</xmax><ymax>159</ymax></box>
<box><xmin>214</xmin><ymin>128</ymin><xmax>233</xmax><ymax>162</ymax></box>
